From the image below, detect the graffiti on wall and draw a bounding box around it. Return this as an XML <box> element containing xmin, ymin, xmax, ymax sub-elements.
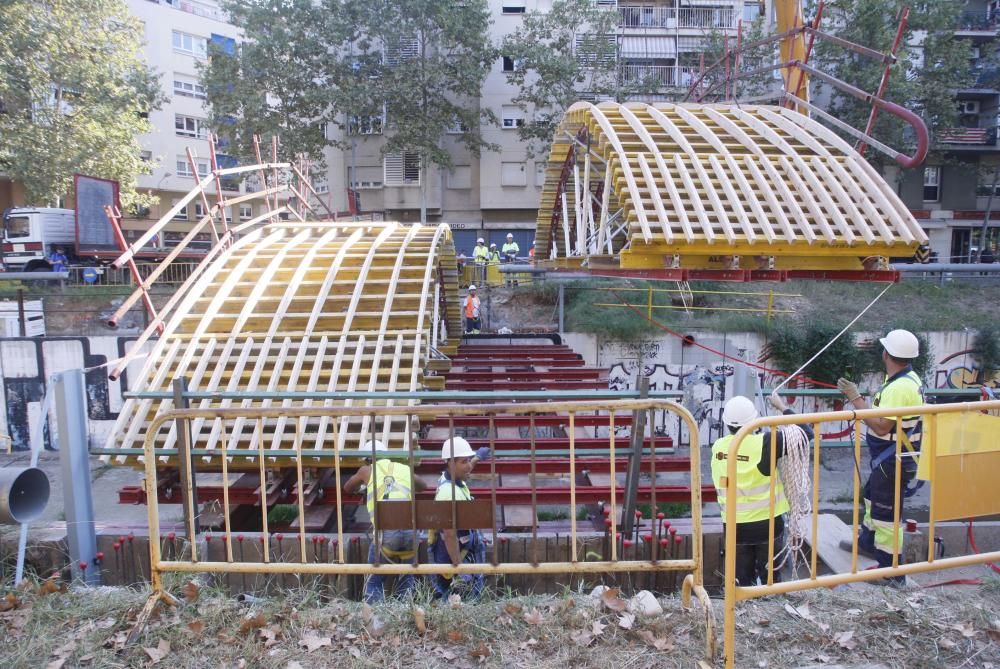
<box><xmin>0</xmin><ymin>336</ymin><xmax>143</xmax><ymax>450</ymax></box>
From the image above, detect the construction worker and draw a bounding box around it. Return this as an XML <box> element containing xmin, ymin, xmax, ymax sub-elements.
<box><xmin>343</xmin><ymin>440</ymin><xmax>428</xmax><ymax>603</ymax></box>
<box><xmin>472</xmin><ymin>237</ymin><xmax>488</xmax><ymax>284</ymax></box>
<box><xmin>463</xmin><ymin>285</ymin><xmax>481</xmax><ymax>334</ymax></box>
<box><xmin>528</xmin><ymin>239</ymin><xmax>536</xmax><ymax>259</ymax></box>
<box><xmin>428</xmin><ymin>436</ymin><xmax>487</xmax><ymax>599</ymax></box>
<box><xmin>49</xmin><ymin>247</ymin><xmax>68</xmax><ymax>272</ymax></box>
<box><xmin>710</xmin><ymin>393</ymin><xmax>813</xmax><ymax>586</ymax></box>
<box><xmin>501</xmin><ymin>233</ymin><xmax>519</xmax><ymax>263</ymax></box>
<box><xmin>837</xmin><ymin>329</ymin><xmax>923</xmax><ymax>578</ymax></box>
<box><xmin>487</xmin><ymin>243</ymin><xmax>501</xmax><ymax>265</ymax></box>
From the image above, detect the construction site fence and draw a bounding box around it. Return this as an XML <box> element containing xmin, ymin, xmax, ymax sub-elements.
<box><xmin>590</xmin><ymin>285</ymin><xmax>800</xmax><ymax>322</ymax></box>
<box><xmin>721</xmin><ymin>399</ymin><xmax>1000</xmax><ymax>669</ymax></box>
<box><xmin>57</xmin><ymin>262</ymin><xmax>201</xmax><ymax>287</ymax></box>
<box><xmin>133</xmin><ymin>399</ymin><xmax>716</xmax><ymax>658</ymax></box>
<box><xmin>459</xmin><ymin>261</ymin><xmax>539</xmax><ymax>288</ymax></box>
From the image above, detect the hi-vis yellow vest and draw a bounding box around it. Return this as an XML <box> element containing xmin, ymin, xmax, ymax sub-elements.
<box><xmin>711</xmin><ymin>433</ymin><xmax>789</xmax><ymax>524</ymax></box>
<box><xmin>366</xmin><ymin>459</ymin><xmax>413</xmax><ymax>516</ymax></box>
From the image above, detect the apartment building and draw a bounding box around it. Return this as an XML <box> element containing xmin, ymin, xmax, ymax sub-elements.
<box><xmin>322</xmin><ymin>0</ymin><xmax>754</xmax><ymax>255</ymax></box>
<box><xmin>891</xmin><ymin>0</ymin><xmax>1000</xmax><ymax>262</ymax></box>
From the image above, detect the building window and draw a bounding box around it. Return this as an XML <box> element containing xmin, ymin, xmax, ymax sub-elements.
<box><xmin>175</xmin><ymin>156</ymin><xmax>210</xmax><ymax>178</ymax></box>
<box><xmin>447</xmin><ymin>116</ymin><xmax>470</xmax><ymax>134</ymax></box>
<box><xmin>923</xmin><ymin>166</ymin><xmax>941</xmax><ymax>202</ymax></box>
<box><xmin>502</xmin><ymin>104</ymin><xmax>525</xmax><ymax>129</ymax></box>
<box><xmin>502</xmin><ymin>1</ymin><xmax>526</xmax><ymax>14</ymax></box>
<box><xmin>239</xmin><ymin>204</ymin><xmax>253</xmax><ymax>220</ymax></box>
<box><xmin>743</xmin><ymin>1</ymin><xmax>761</xmax><ymax>22</ymax></box>
<box><xmin>347</xmin><ymin>111</ymin><xmax>385</xmax><ymax>135</ymax></box>
<box><xmin>173</xmin><ymin>74</ymin><xmax>206</xmax><ymax>99</ymax></box>
<box><xmin>175</xmin><ymin>114</ymin><xmax>208</xmax><ymax>139</ymax></box>
<box><xmin>140</xmin><ymin>150</ymin><xmax>153</xmax><ymax>162</ymax></box>
<box><xmin>501</xmin><ymin>161</ymin><xmax>527</xmax><ymax>187</ymax></box>
<box><xmin>172</xmin><ymin>200</ymin><xmax>188</xmax><ymax>220</ymax></box>
<box><xmin>502</xmin><ymin>56</ymin><xmax>521</xmax><ymax>72</ymax></box>
<box><xmin>384</xmin><ymin>152</ymin><xmax>421</xmax><ymax>186</ymax></box>
<box><xmin>349</xmin><ymin>166</ymin><xmax>384</xmax><ymax>190</ymax></box>
<box><xmin>575</xmin><ymin>34</ymin><xmax>617</xmax><ymax>67</ymax></box>
<box><xmin>194</xmin><ymin>203</ymin><xmax>208</xmax><ymax>219</ymax></box>
<box><xmin>385</xmin><ymin>37</ymin><xmax>419</xmax><ymax>66</ymax></box>
<box><xmin>172</xmin><ymin>30</ymin><xmax>207</xmax><ymax>58</ymax></box>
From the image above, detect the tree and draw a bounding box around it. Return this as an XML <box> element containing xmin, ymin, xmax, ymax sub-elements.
<box><xmin>501</xmin><ymin>0</ymin><xmax>625</xmax><ymax>159</ymax></box>
<box><xmin>0</xmin><ymin>0</ymin><xmax>164</xmax><ymax>207</ymax></box>
<box><xmin>203</xmin><ymin>0</ymin><xmax>497</xmax><ymax>223</ymax></box>
<box><xmin>201</xmin><ymin>0</ymin><xmax>341</xmax><ymax>173</ymax></box>
<box><xmin>809</xmin><ymin>0</ymin><xmax>989</xmax><ymax>170</ymax></box>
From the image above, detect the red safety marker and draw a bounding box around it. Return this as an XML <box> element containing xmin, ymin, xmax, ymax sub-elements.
<box><xmin>112</xmin><ymin>542</ymin><xmax>121</xmax><ymax>551</ymax></box>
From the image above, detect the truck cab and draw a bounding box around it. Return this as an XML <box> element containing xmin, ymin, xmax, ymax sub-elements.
<box><xmin>1</xmin><ymin>208</ymin><xmax>75</xmax><ymax>271</ymax></box>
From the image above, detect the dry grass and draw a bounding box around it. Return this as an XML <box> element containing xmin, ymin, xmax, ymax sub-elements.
<box><xmin>1</xmin><ymin>576</ymin><xmax>998</xmax><ymax>668</ymax></box>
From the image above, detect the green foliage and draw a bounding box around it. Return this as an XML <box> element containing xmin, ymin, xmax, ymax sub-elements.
<box><xmin>698</xmin><ymin>17</ymin><xmax>777</xmax><ymax>102</ymax></box>
<box><xmin>562</xmin><ymin>281</ymin><xmax>660</xmax><ymax>342</ymax></box>
<box><xmin>637</xmin><ymin>502</ymin><xmax>690</xmax><ymax>519</ymax></box>
<box><xmin>206</xmin><ymin>0</ymin><xmax>497</xmax><ymax>194</ymax></box>
<box><xmin>765</xmin><ymin>320</ymin><xmax>860</xmax><ymax>385</ymax></box>
<box><xmin>809</xmin><ymin>0</ymin><xmax>990</xmax><ymax>169</ymax></box>
<box><xmin>266</xmin><ymin>504</ymin><xmax>298</xmax><ymax>526</ymax></box>
<box><xmin>0</xmin><ymin>0</ymin><xmax>165</xmax><ymax>207</ymax></box>
<box><xmin>501</xmin><ymin>0</ymin><xmax>657</xmax><ymax>158</ymax></box>
<box><xmin>971</xmin><ymin>325</ymin><xmax>1000</xmax><ymax>381</ymax></box>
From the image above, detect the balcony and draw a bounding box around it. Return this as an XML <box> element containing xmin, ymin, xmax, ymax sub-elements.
<box><xmin>150</xmin><ymin>0</ymin><xmax>224</xmax><ymax>22</ymax></box>
<box><xmin>957</xmin><ymin>10</ymin><xmax>998</xmax><ymax>32</ymax></box>
<box><xmin>618</xmin><ymin>5</ymin><xmax>739</xmax><ymax>31</ymax></box>
<box><xmin>937</xmin><ymin>126</ymin><xmax>998</xmax><ymax>147</ymax></box>
<box><xmin>619</xmin><ymin>63</ymin><xmax>701</xmax><ymax>89</ymax></box>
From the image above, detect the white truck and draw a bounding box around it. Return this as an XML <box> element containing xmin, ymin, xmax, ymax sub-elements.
<box><xmin>0</xmin><ymin>208</ymin><xmax>76</xmax><ymax>272</ymax></box>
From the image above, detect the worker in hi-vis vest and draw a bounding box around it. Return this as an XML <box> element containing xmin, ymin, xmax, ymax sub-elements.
<box><xmin>463</xmin><ymin>285</ymin><xmax>481</xmax><ymax>334</ymax></box>
<box><xmin>428</xmin><ymin>436</ymin><xmax>487</xmax><ymax>599</ymax></box>
<box><xmin>837</xmin><ymin>329</ymin><xmax>924</xmax><ymax>580</ymax></box>
<box><xmin>711</xmin><ymin>393</ymin><xmax>813</xmax><ymax>586</ymax></box>
<box><xmin>343</xmin><ymin>440</ymin><xmax>428</xmax><ymax>603</ymax></box>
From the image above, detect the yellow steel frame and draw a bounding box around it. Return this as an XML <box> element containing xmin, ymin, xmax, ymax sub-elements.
<box><xmin>134</xmin><ymin>399</ymin><xmax>716</xmax><ymax>657</ymax></box>
<box><xmin>721</xmin><ymin>399</ymin><xmax>1000</xmax><ymax>669</ymax></box>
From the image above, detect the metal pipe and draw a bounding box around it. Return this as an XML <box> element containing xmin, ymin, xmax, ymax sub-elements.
<box><xmin>0</xmin><ymin>467</ymin><xmax>49</xmax><ymax>525</ymax></box>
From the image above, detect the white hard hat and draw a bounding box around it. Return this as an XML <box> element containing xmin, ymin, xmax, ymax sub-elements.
<box><xmin>506</xmin><ymin>233</ymin><xmax>514</xmax><ymax>238</ymax></box>
<box><xmin>722</xmin><ymin>396</ymin><xmax>759</xmax><ymax>428</ymax></box>
<box><xmin>362</xmin><ymin>439</ymin><xmax>390</xmax><ymax>453</ymax></box>
<box><xmin>879</xmin><ymin>329</ymin><xmax>919</xmax><ymax>359</ymax></box>
<box><xmin>477</xmin><ymin>237</ymin><xmax>485</xmax><ymax>243</ymax></box>
<box><xmin>441</xmin><ymin>436</ymin><xmax>475</xmax><ymax>459</ymax></box>
<box><xmin>468</xmin><ymin>284</ymin><xmax>477</xmax><ymax>291</ymax></box>
<box><xmin>532</xmin><ymin>240</ymin><xmax>536</xmax><ymax>245</ymax></box>
<box><xmin>490</xmin><ymin>243</ymin><xmax>496</xmax><ymax>248</ymax></box>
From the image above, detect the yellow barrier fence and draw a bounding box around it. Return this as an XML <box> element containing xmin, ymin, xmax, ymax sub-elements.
<box><xmin>133</xmin><ymin>399</ymin><xmax>716</xmax><ymax>655</ymax></box>
<box><xmin>722</xmin><ymin>399</ymin><xmax>1000</xmax><ymax>669</ymax></box>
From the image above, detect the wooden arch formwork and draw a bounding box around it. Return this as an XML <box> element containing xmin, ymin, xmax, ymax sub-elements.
<box><xmin>536</xmin><ymin>101</ymin><xmax>928</xmax><ymax>282</ymax></box>
<box><xmin>104</xmin><ymin>220</ymin><xmax>462</xmax><ymax>467</ymax></box>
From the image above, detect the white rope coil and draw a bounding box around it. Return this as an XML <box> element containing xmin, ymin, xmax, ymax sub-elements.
<box><xmin>775</xmin><ymin>423</ymin><xmax>811</xmax><ymax>573</ymax></box>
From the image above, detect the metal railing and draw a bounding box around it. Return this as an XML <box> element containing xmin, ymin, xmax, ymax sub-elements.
<box><xmin>957</xmin><ymin>10</ymin><xmax>997</xmax><ymax>31</ymax></box>
<box><xmin>592</xmin><ymin>285</ymin><xmax>799</xmax><ymax>322</ymax></box>
<box><xmin>131</xmin><ymin>399</ymin><xmax>715</xmax><ymax>657</ymax></box>
<box><xmin>61</xmin><ymin>262</ymin><xmax>200</xmax><ymax>287</ymax></box>
<box><xmin>619</xmin><ymin>5</ymin><xmax>676</xmax><ymax>28</ymax></box>
<box><xmin>721</xmin><ymin>399</ymin><xmax>1000</xmax><ymax>668</ymax></box>
<box><xmin>619</xmin><ymin>64</ymin><xmax>700</xmax><ymax>88</ymax></box>
<box><xmin>678</xmin><ymin>6</ymin><xmax>738</xmax><ymax>30</ymax></box>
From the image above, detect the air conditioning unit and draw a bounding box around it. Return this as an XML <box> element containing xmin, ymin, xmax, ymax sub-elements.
<box><xmin>959</xmin><ymin>100</ymin><xmax>981</xmax><ymax>114</ymax></box>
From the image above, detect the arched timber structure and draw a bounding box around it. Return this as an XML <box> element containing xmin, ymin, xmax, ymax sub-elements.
<box><xmin>105</xmin><ymin>220</ymin><xmax>461</xmax><ymax>466</ymax></box>
<box><xmin>536</xmin><ymin>101</ymin><xmax>927</xmax><ymax>280</ymax></box>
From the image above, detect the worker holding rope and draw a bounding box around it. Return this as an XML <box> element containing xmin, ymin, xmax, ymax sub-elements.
<box><xmin>711</xmin><ymin>394</ymin><xmax>814</xmax><ymax>586</ymax></box>
<box><xmin>837</xmin><ymin>329</ymin><xmax>924</xmax><ymax>581</ymax></box>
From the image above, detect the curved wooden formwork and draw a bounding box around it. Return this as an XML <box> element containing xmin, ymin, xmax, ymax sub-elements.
<box><xmin>536</xmin><ymin>101</ymin><xmax>927</xmax><ymax>279</ymax></box>
<box><xmin>105</xmin><ymin>220</ymin><xmax>461</xmax><ymax>467</ymax></box>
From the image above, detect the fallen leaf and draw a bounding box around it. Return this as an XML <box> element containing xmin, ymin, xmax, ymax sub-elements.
<box><xmin>413</xmin><ymin>607</ymin><xmax>427</xmax><ymax>635</ymax></box>
<box><xmin>94</xmin><ymin>617</ymin><xmax>115</xmax><ymax>630</ymax></box>
<box><xmin>239</xmin><ymin>613</ymin><xmax>266</xmax><ymax>634</ymax></box>
<box><xmin>889</xmin><ymin>639</ymin><xmax>904</xmax><ymax>650</ymax></box>
<box><xmin>182</xmin><ymin>581</ymin><xmax>199</xmax><ymax>603</ymax></box>
<box><xmin>600</xmin><ymin>587</ymin><xmax>627</xmax><ymax>613</ymax></box>
<box><xmin>844</xmin><ymin>609</ymin><xmax>862</xmax><ymax>616</ymax></box>
<box><xmin>503</xmin><ymin>602</ymin><xmax>522</xmax><ymax>616</ymax></box>
<box><xmin>952</xmin><ymin>622</ymin><xmax>977</xmax><ymax>638</ymax></box>
<box><xmin>361</xmin><ymin>603</ymin><xmax>373</xmax><ymax>623</ymax></box>
<box><xmin>905</xmin><ymin>596</ymin><xmax>923</xmax><ymax>609</ymax></box>
<box><xmin>38</xmin><ymin>579</ymin><xmax>60</xmax><ymax>596</ymax></box>
<box><xmin>448</xmin><ymin>594</ymin><xmax>462</xmax><ymax>608</ymax></box>
<box><xmin>518</xmin><ymin>638</ymin><xmax>537</xmax><ymax>651</ymax></box>
<box><xmin>939</xmin><ymin>637</ymin><xmax>957</xmax><ymax>649</ymax></box>
<box><xmin>0</xmin><ymin>593</ymin><xmax>20</xmax><ymax>611</ymax></box>
<box><xmin>368</xmin><ymin>615</ymin><xmax>385</xmax><ymax>638</ymax></box>
<box><xmin>833</xmin><ymin>630</ymin><xmax>857</xmax><ymax>650</ymax></box>
<box><xmin>470</xmin><ymin>641</ymin><xmax>491</xmax><ymax>659</ymax></box>
<box><xmin>447</xmin><ymin>629</ymin><xmax>466</xmax><ymax>643</ymax></box>
<box><xmin>591</xmin><ymin>620</ymin><xmax>607</xmax><ymax>636</ymax></box>
<box><xmin>756</xmin><ymin>619</ymin><xmax>770</xmax><ymax>627</ymax></box>
<box><xmin>143</xmin><ymin>639</ymin><xmax>171</xmax><ymax>664</ymax></box>
<box><xmin>187</xmin><ymin>620</ymin><xmax>204</xmax><ymax>634</ymax></box>
<box><xmin>571</xmin><ymin>631</ymin><xmax>594</xmax><ymax>647</ymax></box>
<box><xmin>523</xmin><ymin>608</ymin><xmax>544</xmax><ymax>625</ymax></box>
<box><xmin>813</xmin><ymin>653</ymin><xmax>831</xmax><ymax>663</ymax></box>
<box><xmin>637</xmin><ymin>629</ymin><xmax>674</xmax><ymax>651</ymax></box>
<box><xmin>45</xmin><ymin>660</ymin><xmax>65</xmax><ymax>669</ymax></box>
<box><xmin>618</xmin><ymin>612</ymin><xmax>636</xmax><ymax>630</ymax></box>
<box><xmin>299</xmin><ymin>631</ymin><xmax>332</xmax><ymax>652</ymax></box>
<box><xmin>260</xmin><ymin>625</ymin><xmax>281</xmax><ymax>648</ymax></box>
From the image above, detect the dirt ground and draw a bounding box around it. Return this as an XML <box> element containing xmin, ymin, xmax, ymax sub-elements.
<box><xmin>1</xmin><ymin>576</ymin><xmax>997</xmax><ymax>669</ymax></box>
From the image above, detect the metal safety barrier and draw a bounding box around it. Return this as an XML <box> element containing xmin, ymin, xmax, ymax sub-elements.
<box><xmin>133</xmin><ymin>399</ymin><xmax>715</xmax><ymax>656</ymax></box>
<box><xmin>721</xmin><ymin>400</ymin><xmax>1000</xmax><ymax>668</ymax></box>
